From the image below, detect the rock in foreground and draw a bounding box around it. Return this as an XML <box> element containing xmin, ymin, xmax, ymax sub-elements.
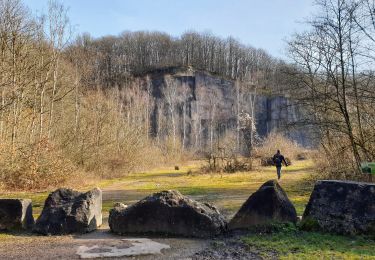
<box><xmin>0</xmin><ymin>199</ymin><xmax>34</xmax><ymax>230</ymax></box>
<box><xmin>229</xmin><ymin>180</ymin><xmax>297</xmax><ymax>230</ymax></box>
<box><xmin>34</xmin><ymin>188</ymin><xmax>102</xmax><ymax>235</ymax></box>
<box><xmin>109</xmin><ymin>190</ymin><xmax>227</xmax><ymax>237</ymax></box>
<box><xmin>302</xmin><ymin>180</ymin><xmax>375</xmax><ymax>235</ymax></box>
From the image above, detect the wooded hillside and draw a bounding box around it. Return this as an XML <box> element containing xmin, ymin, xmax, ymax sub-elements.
<box><xmin>0</xmin><ymin>0</ymin><xmax>286</xmax><ymax>190</ymax></box>
<box><xmin>1</xmin><ymin>0</ymin><xmax>374</xmax><ymax>190</ymax></box>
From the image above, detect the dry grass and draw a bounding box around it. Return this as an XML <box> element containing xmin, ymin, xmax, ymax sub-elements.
<box><xmin>0</xmin><ymin>159</ymin><xmax>315</xmax><ymax>219</ymax></box>
<box><xmin>311</xmin><ymin>144</ymin><xmax>372</xmax><ymax>182</ymax></box>
<box><xmin>255</xmin><ymin>132</ymin><xmax>307</xmax><ymax>161</ymax></box>
<box><xmin>97</xmin><ymin>159</ymin><xmax>315</xmax><ymax>217</ymax></box>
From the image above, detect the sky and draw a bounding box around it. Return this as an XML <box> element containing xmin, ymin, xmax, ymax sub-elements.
<box><xmin>24</xmin><ymin>0</ymin><xmax>316</xmax><ymax>58</ymax></box>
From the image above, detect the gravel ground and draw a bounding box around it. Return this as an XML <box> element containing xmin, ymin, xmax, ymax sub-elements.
<box><xmin>0</xmin><ymin>228</ymin><xmax>268</xmax><ymax>260</ymax></box>
<box><xmin>192</xmin><ymin>239</ymin><xmax>262</xmax><ymax>260</ymax></box>
<box><xmin>0</xmin><ymin>228</ymin><xmax>210</xmax><ymax>259</ymax></box>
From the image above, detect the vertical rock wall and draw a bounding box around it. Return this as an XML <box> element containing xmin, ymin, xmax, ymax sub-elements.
<box><xmin>141</xmin><ymin>67</ymin><xmax>309</xmax><ymax>151</ymax></box>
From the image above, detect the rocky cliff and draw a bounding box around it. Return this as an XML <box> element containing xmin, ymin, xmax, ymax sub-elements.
<box><xmin>137</xmin><ymin>67</ymin><xmax>309</xmax><ymax>152</ymax></box>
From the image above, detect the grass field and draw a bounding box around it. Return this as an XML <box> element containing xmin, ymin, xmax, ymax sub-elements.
<box><xmin>98</xmin><ymin>159</ymin><xmax>315</xmax><ymax>217</ymax></box>
<box><xmin>0</xmin><ymin>159</ymin><xmax>314</xmax><ymax>217</ymax></box>
<box><xmin>0</xmin><ymin>159</ymin><xmax>374</xmax><ymax>259</ymax></box>
<box><xmin>243</xmin><ymin>223</ymin><xmax>375</xmax><ymax>259</ymax></box>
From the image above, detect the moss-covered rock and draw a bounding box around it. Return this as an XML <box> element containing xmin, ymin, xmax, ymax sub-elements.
<box><xmin>302</xmin><ymin>180</ymin><xmax>375</xmax><ymax>236</ymax></box>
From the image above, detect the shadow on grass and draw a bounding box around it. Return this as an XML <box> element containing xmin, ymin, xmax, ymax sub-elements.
<box><xmin>243</xmin><ymin>224</ymin><xmax>375</xmax><ymax>259</ymax></box>
<box><xmin>0</xmin><ymin>230</ymin><xmax>41</xmax><ymax>239</ymax></box>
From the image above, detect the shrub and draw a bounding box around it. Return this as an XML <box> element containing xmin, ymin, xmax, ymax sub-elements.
<box><xmin>312</xmin><ymin>144</ymin><xmax>366</xmax><ymax>181</ymax></box>
<box><xmin>200</xmin><ymin>154</ymin><xmax>251</xmax><ymax>174</ymax></box>
<box><xmin>0</xmin><ymin>140</ymin><xmax>75</xmax><ymax>191</ymax></box>
<box><xmin>255</xmin><ymin>132</ymin><xmax>305</xmax><ymax>162</ymax></box>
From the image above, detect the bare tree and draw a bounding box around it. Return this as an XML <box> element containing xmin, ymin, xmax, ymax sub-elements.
<box><xmin>46</xmin><ymin>0</ymin><xmax>70</xmax><ymax>140</ymax></box>
<box><xmin>287</xmin><ymin>0</ymin><xmax>375</xmax><ymax>177</ymax></box>
<box><xmin>164</xmin><ymin>75</ymin><xmax>178</xmax><ymax>150</ymax></box>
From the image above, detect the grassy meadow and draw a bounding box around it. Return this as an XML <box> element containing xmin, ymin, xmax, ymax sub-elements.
<box><xmin>0</xmin><ymin>159</ymin><xmax>374</xmax><ymax>259</ymax></box>
<box><xmin>98</xmin><ymin>159</ymin><xmax>315</xmax><ymax>217</ymax></box>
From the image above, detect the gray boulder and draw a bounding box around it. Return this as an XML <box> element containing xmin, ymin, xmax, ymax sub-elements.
<box><xmin>229</xmin><ymin>180</ymin><xmax>297</xmax><ymax>230</ymax></box>
<box><xmin>34</xmin><ymin>188</ymin><xmax>102</xmax><ymax>235</ymax></box>
<box><xmin>0</xmin><ymin>199</ymin><xmax>34</xmax><ymax>230</ymax></box>
<box><xmin>109</xmin><ymin>190</ymin><xmax>227</xmax><ymax>237</ymax></box>
<box><xmin>302</xmin><ymin>180</ymin><xmax>375</xmax><ymax>236</ymax></box>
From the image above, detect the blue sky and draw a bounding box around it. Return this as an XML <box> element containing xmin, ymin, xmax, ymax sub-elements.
<box><xmin>24</xmin><ymin>0</ymin><xmax>315</xmax><ymax>58</ymax></box>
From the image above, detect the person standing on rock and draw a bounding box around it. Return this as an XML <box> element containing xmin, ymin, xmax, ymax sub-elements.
<box><xmin>273</xmin><ymin>150</ymin><xmax>288</xmax><ymax>180</ymax></box>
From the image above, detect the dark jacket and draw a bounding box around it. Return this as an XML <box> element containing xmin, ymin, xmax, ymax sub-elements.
<box><xmin>273</xmin><ymin>154</ymin><xmax>287</xmax><ymax>167</ymax></box>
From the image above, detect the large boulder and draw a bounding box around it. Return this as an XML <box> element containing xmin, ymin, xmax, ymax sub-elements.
<box><xmin>34</xmin><ymin>188</ymin><xmax>102</xmax><ymax>235</ymax></box>
<box><xmin>109</xmin><ymin>190</ymin><xmax>227</xmax><ymax>237</ymax></box>
<box><xmin>229</xmin><ymin>180</ymin><xmax>297</xmax><ymax>230</ymax></box>
<box><xmin>302</xmin><ymin>180</ymin><xmax>375</xmax><ymax>236</ymax></box>
<box><xmin>0</xmin><ymin>199</ymin><xmax>34</xmax><ymax>230</ymax></box>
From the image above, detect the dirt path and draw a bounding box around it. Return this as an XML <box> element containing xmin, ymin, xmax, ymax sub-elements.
<box><xmin>0</xmin><ymin>162</ymin><xmax>313</xmax><ymax>259</ymax></box>
<box><xmin>0</xmin><ymin>229</ymin><xmax>263</xmax><ymax>259</ymax></box>
<box><xmin>0</xmin><ymin>229</ymin><xmax>210</xmax><ymax>259</ymax></box>
<box><xmin>0</xmin><ymin>184</ymin><xmax>260</xmax><ymax>259</ymax></box>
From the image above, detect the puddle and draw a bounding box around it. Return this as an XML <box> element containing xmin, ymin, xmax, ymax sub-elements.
<box><xmin>76</xmin><ymin>238</ymin><xmax>170</xmax><ymax>258</ymax></box>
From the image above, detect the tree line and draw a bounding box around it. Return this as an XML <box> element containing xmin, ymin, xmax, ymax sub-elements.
<box><xmin>0</xmin><ymin>0</ymin><xmax>161</xmax><ymax>189</ymax></box>
<box><xmin>68</xmin><ymin>30</ymin><xmax>283</xmax><ymax>88</ymax></box>
<box><xmin>0</xmin><ymin>0</ymin><xmax>285</xmax><ymax>190</ymax></box>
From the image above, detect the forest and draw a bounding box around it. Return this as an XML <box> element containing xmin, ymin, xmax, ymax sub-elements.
<box><xmin>0</xmin><ymin>0</ymin><xmax>375</xmax><ymax>190</ymax></box>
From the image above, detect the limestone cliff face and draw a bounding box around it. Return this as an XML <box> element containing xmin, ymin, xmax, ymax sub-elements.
<box><xmin>139</xmin><ymin>67</ymin><xmax>308</xmax><ymax>151</ymax></box>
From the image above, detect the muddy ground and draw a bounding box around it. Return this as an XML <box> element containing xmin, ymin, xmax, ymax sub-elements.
<box><xmin>0</xmin><ymin>223</ymin><xmax>265</xmax><ymax>259</ymax></box>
